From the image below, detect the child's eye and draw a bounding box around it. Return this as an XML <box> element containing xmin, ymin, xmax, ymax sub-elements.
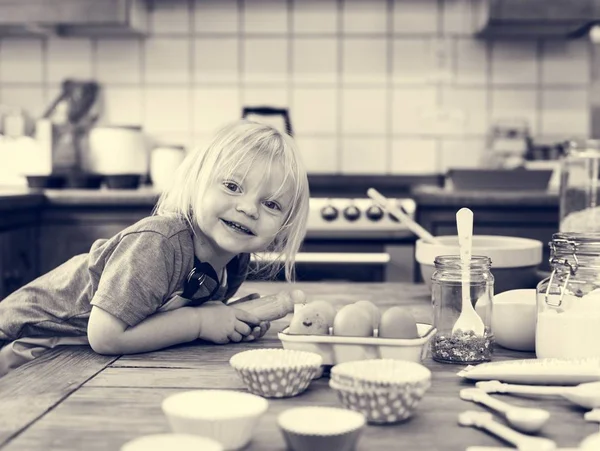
<box><xmin>223</xmin><ymin>181</ymin><xmax>240</xmax><ymax>192</ymax></box>
<box><xmin>264</xmin><ymin>200</ymin><xmax>281</xmax><ymax>211</ymax></box>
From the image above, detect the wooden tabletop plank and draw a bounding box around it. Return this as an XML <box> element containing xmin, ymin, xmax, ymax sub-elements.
<box><xmin>3</xmin><ymin>376</ymin><xmax>597</xmax><ymax>451</ymax></box>
<box><xmin>0</xmin><ymin>346</ymin><xmax>116</xmax><ymax>447</ymax></box>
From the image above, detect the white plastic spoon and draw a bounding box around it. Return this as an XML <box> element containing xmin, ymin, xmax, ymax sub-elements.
<box><xmin>460</xmin><ymin>388</ymin><xmax>550</xmax><ymax>434</ymax></box>
<box><xmin>476</xmin><ymin>380</ymin><xmax>600</xmax><ymax>409</ymax></box>
<box><xmin>458</xmin><ymin>411</ymin><xmax>557</xmax><ymax>451</ymax></box>
<box><xmin>452</xmin><ymin>208</ymin><xmax>485</xmax><ymax>336</ymax></box>
<box><xmin>466</xmin><ymin>448</ymin><xmax>577</xmax><ymax>451</ymax></box>
<box><xmin>366</xmin><ymin>188</ymin><xmax>441</xmax><ymax>244</ymax></box>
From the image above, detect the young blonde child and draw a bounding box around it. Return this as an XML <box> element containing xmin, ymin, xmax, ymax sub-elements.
<box><xmin>0</xmin><ymin>120</ymin><xmax>310</xmax><ymax>377</ymax></box>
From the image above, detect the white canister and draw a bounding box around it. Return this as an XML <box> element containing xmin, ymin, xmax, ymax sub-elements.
<box><xmin>150</xmin><ymin>145</ymin><xmax>186</xmax><ymax>191</ymax></box>
<box><xmin>88</xmin><ymin>126</ymin><xmax>148</xmax><ymax>175</ymax></box>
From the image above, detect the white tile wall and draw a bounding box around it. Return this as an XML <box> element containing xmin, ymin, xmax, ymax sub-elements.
<box><xmin>47</xmin><ymin>39</ymin><xmax>92</xmax><ymax>84</ymax></box>
<box><xmin>292</xmin><ymin>0</ymin><xmax>338</xmax><ymax>34</ymax></box>
<box><xmin>391</xmin><ymin>139</ymin><xmax>438</xmax><ymax>173</ymax></box>
<box><xmin>343</xmin><ymin>0</ymin><xmax>388</xmax><ymax>34</ymax></box>
<box><xmin>0</xmin><ymin>40</ymin><xmax>43</xmax><ymax>83</ymax></box>
<box><xmin>0</xmin><ymin>0</ymin><xmax>592</xmax><ymax>175</ymax></box>
<box><xmin>342</xmin><ymin>38</ymin><xmax>387</xmax><ymax>84</ymax></box>
<box><xmin>145</xmin><ymin>38</ymin><xmax>190</xmax><ymax>84</ymax></box>
<box><xmin>194</xmin><ymin>38</ymin><xmax>239</xmax><ymax>83</ymax></box>
<box><xmin>340</xmin><ymin>137</ymin><xmax>387</xmax><ymax>173</ymax></box>
<box><xmin>292</xmin><ymin>38</ymin><xmax>337</xmax><ymax>84</ymax></box>
<box><xmin>393</xmin><ymin>0</ymin><xmax>437</xmax><ymax>35</ymax></box>
<box><xmin>292</xmin><ymin>88</ymin><xmax>337</xmax><ymax>134</ymax></box>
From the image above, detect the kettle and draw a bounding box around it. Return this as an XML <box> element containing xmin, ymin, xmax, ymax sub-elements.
<box><xmin>242</xmin><ymin>106</ymin><xmax>293</xmax><ymax>136</ymax></box>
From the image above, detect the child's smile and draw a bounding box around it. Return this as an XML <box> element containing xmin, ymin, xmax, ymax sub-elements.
<box><xmin>220</xmin><ymin>218</ymin><xmax>255</xmax><ymax>236</ymax></box>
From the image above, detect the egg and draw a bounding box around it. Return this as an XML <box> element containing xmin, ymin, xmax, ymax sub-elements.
<box><xmin>288</xmin><ymin>300</ymin><xmax>334</xmax><ymax>335</ymax></box>
<box><xmin>333</xmin><ymin>304</ymin><xmax>373</xmax><ymax>337</ymax></box>
<box><xmin>353</xmin><ymin>300</ymin><xmax>381</xmax><ymax>330</ymax></box>
<box><xmin>378</xmin><ymin>307</ymin><xmax>419</xmax><ymax>339</ymax></box>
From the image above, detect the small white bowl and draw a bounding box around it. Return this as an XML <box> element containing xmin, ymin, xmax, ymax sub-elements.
<box><xmin>229</xmin><ymin>348</ymin><xmax>322</xmax><ymax>398</ymax></box>
<box><xmin>492</xmin><ymin>288</ymin><xmax>537</xmax><ymax>352</ymax></box>
<box><xmin>278</xmin><ymin>406</ymin><xmax>365</xmax><ymax>451</ymax></box>
<box><xmin>161</xmin><ymin>390</ymin><xmax>268</xmax><ymax>450</ymax></box>
<box><xmin>121</xmin><ymin>434</ymin><xmax>223</xmax><ymax>451</ymax></box>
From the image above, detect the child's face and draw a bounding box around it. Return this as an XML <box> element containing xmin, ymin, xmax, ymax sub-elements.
<box><xmin>197</xmin><ymin>157</ymin><xmax>293</xmax><ymax>256</ymax></box>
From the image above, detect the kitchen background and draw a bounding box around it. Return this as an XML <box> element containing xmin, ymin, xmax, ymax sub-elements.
<box><xmin>0</xmin><ymin>0</ymin><xmax>591</xmax><ymax>176</ymax></box>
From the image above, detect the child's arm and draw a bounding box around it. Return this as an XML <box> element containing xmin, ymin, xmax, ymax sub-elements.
<box><xmin>88</xmin><ymin>303</ymin><xmax>262</xmax><ymax>355</ymax></box>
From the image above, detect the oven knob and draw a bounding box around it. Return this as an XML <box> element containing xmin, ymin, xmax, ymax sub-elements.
<box><xmin>366</xmin><ymin>205</ymin><xmax>384</xmax><ymax>221</ymax></box>
<box><xmin>320</xmin><ymin>205</ymin><xmax>339</xmax><ymax>221</ymax></box>
<box><xmin>343</xmin><ymin>205</ymin><xmax>361</xmax><ymax>221</ymax></box>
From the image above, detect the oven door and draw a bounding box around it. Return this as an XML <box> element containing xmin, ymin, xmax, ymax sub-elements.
<box><xmin>248</xmin><ymin>239</ymin><xmax>402</xmax><ymax>282</ymax></box>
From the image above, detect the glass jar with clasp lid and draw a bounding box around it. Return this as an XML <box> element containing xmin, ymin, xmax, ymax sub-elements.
<box><xmin>536</xmin><ymin>233</ymin><xmax>600</xmax><ymax>359</ymax></box>
<box><xmin>560</xmin><ymin>139</ymin><xmax>600</xmax><ymax>233</ymax></box>
<box><xmin>430</xmin><ymin>255</ymin><xmax>494</xmax><ymax>364</ymax></box>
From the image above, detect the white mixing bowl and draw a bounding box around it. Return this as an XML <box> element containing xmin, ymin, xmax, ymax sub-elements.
<box><xmin>415</xmin><ymin>235</ymin><xmax>543</xmax><ymax>294</ymax></box>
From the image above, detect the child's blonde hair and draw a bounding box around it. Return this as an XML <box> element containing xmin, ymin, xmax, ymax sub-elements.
<box><xmin>154</xmin><ymin>120</ymin><xmax>310</xmax><ymax>282</ymax></box>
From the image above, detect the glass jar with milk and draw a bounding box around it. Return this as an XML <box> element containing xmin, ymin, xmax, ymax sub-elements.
<box><xmin>536</xmin><ymin>232</ymin><xmax>600</xmax><ymax>359</ymax></box>
<box><xmin>560</xmin><ymin>139</ymin><xmax>600</xmax><ymax>232</ymax></box>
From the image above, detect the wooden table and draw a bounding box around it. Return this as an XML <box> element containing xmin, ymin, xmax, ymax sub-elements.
<box><xmin>0</xmin><ymin>282</ymin><xmax>596</xmax><ymax>451</ymax></box>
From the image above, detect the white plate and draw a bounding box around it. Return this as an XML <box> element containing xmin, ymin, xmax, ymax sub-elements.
<box><xmin>458</xmin><ymin>358</ymin><xmax>600</xmax><ymax>385</ymax></box>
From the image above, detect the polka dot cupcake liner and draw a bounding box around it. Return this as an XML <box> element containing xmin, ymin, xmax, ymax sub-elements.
<box><xmin>329</xmin><ymin>379</ymin><xmax>430</xmax><ymax>424</ymax></box>
<box><xmin>328</xmin><ymin>359</ymin><xmax>432</xmax><ymax>424</ymax></box>
<box><xmin>230</xmin><ymin>349</ymin><xmax>323</xmax><ymax>398</ymax></box>
<box><xmin>330</xmin><ymin>359</ymin><xmax>432</xmax><ymax>391</ymax></box>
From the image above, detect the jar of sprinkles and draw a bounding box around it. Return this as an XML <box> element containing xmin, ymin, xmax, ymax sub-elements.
<box><xmin>430</xmin><ymin>255</ymin><xmax>494</xmax><ymax>364</ymax></box>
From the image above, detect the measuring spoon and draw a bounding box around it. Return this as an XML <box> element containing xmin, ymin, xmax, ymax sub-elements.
<box><xmin>460</xmin><ymin>388</ymin><xmax>550</xmax><ymax>433</ymax></box>
<box><xmin>452</xmin><ymin>208</ymin><xmax>485</xmax><ymax>336</ymax></box>
<box><xmin>477</xmin><ymin>380</ymin><xmax>600</xmax><ymax>409</ymax></box>
<box><xmin>459</xmin><ymin>411</ymin><xmax>556</xmax><ymax>451</ymax></box>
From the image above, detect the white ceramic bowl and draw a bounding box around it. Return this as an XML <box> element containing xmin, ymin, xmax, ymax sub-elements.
<box><xmin>491</xmin><ymin>289</ymin><xmax>537</xmax><ymax>352</ymax></box>
<box><xmin>161</xmin><ymin>390</ymin><xmax>268</xmax><ymax>450</ymax></box>
<box><xmin>415</xmin><ymin>235</ymin><xmax>543</xmax><ymax>293</ymax></box>
<box><xmin>229</xmin><ymin>348</ymin><xmax>322</xmax><ymax>398</ymax></box>
<box><xmin>278</xmin><ymin>406</ymin><xmax>365</xmax><ymax>451</ymax></box>
<box><xmin>121</xmin><ymin>434</ymin><xmax>223</xmax><ymax>451</ymax></box>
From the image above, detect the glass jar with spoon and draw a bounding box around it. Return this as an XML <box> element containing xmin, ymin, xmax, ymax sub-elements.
<box><xmin>430</xmin><ymin>208</ymin><xmax>494</xmax><ymax>364</ymax></box>
<box><xmin>430</xmin><ymin>255</ymin><xmax>494</xmax><ymax>363</ymax></box>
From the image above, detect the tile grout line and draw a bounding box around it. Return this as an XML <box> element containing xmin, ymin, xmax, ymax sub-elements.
<box><xmin>336</xmin><ymin>0</ymin><xmax>343</xmax><ymax>174</ymax></box>
<box><xmin>386</xmin><ymin>0</ymin><xmax>393</xmax><ymax>174</ymax></box>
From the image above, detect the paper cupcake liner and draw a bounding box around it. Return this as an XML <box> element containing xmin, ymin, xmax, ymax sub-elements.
<box><xmin>329</xmin><ymin>380</ymin><xmax>428</xmax><ymax>424</ymax></box>
<box><xmin>330</xmin><ymin>373</ymin><xmax>432</xmax><ymax>393</ymax></box>
<box><xmin>330</xmin><ymin>359</ymin><xmax>431</xmax><ymax>387</ymax></box>
<box><xmin>280</xmin><ymin>428</ymin><xmax>363</xmax><ymax>451</ymax></box>
<box><xmin>166</xmin><ymin>414</ymin><xmax>261</xmax><ymax>450</ymax></box>
<box><xmin>230</xmin><ymin>349</ymin><xmax>322</xmax><ymax>398</ymax></box>
<box><xmin>277</xmin><ymin>406</ymin><xmax>365</xmax><ymax>451</ymax></box>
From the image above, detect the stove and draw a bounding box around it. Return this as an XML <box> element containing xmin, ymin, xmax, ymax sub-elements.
<box><xmin>306</xmin><ymin>197</ymin><xmax>416</xmax><ymax>238</ymax></box>
<box><xmin>250</xmin><ymin>196</ymin><xmax>418</xmax><ymax>282</ymax></box>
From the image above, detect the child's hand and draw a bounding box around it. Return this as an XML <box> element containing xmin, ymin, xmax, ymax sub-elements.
<box><xmin>195</xmin><ymin>302</ymin><xmax>261</xmax><ymax>344</ymax></box>
<box><xmin>243</xmin><ymin>321</ymin><xmax>271</xmax><ymax>342</ymax></box>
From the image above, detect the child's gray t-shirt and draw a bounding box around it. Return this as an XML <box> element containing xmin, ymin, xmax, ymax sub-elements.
<box><xmin>0</xmin><ymin>215</ymin><xmax>249</xmax><ymax>343</ymax></box>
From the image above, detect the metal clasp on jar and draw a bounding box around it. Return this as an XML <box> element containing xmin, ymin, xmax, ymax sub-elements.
<box><xmin>545</xmin><ymin>238</ymin><xmax>579</xmax><ymax>306</ymax></box>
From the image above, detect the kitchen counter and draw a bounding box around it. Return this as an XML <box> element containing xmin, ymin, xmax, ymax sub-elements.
<box><xmin>0</xmin><ymin>187</ymin><xmax>160</xmax><ymax>210</ymax></box>
<box><xmin>411</xmin><ymin>185</ymin><xmax>558</xmax><ymax>207</ymax></box>
<box><xmin>0</xmin><ymin>281</ymin><xmax>595</xmax><ymax>451</ymax></box>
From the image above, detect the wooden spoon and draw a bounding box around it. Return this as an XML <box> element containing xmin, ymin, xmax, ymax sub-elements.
<box><xmin>452</xmin><ymin>208</ymin><xmax>485</xmax><ymax>336</ymax></box>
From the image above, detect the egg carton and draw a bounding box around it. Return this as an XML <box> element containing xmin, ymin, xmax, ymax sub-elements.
<box><xmin>278</xmin><ymin>323</ymin><xmax>436</xmax><ymax>366</ymax></box>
